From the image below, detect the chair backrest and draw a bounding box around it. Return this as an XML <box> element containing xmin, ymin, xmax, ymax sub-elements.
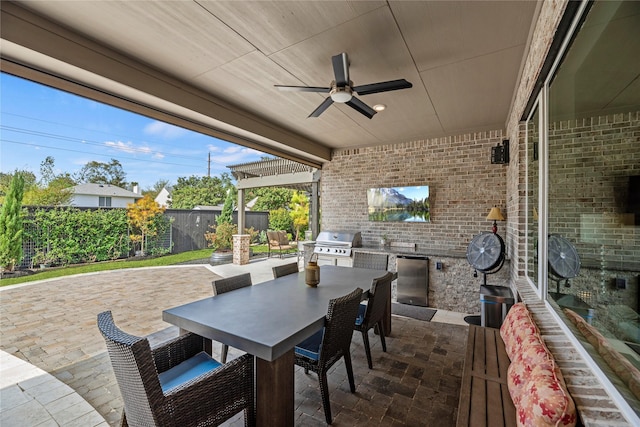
<box><xmin>362</xmin><ymin>272</ymin><xmax>393</xmax><ymax>328</ymax></box>
<box><xmin>277</xmin><ymin>230</ymin><xmax>290</xmax><ymax>245</ymax></box>
<box><xmin>352</xmin><ymin>252</ymin><xmax>389</xmax><ymax>270</ymax></box>
<box><xmin>97</xmin><ymin>311</ymin><xmax>162</xmax><ymax>426</ymax></box>
<box><xmin>267</xmin><ymin>231</ymin><xmax>280</xmax><ymax>247</ymax></box>
<box><xmin>272</xmin><ymin>262</ymin><xmax>299</xmax><ymax>279</ymax></box>
<box><xmin>212</xmin><ymin>272</ymin><xmax>252</xmax><ymax>295</ymax></box>
<box><xmin>320</xmin><ymin>287</ymin><xmax>363</xmax><ymax>367</ymax></box>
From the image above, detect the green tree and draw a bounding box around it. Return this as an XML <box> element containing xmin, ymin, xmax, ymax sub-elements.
<box><xmin>171</xmin><ymin>173</ymin><xmax>233</xmax><ymax>209</ymax></box>
<box><xmin>77</xmin><ymin>158</ymin><xmax>127</xmax><ymax>187</ymax></box>
<box><xmin>289</xmin><ymin>191</ymin><xmax>309</xmax><ymax>241</ymax></box>
<box><xmin>0</xmin><ymin>173</ymin><xmax>26</xmax><ymax>271</ymax></box>
<box><xmin>0</xmin><ymin>171</ymin><xmax>36</xmax><ymax>204</ymax></box>
<box><xmin>269</xmin><ymin>207</ymin><xmax>292</xmax><ymax>234</ymax></box>
<box><xmin>217</xmin><ymin>187</ymin><xmax>236</xmax><ymax>225</ymax></box>
<box><xmin>247</xmin><ymin>187</ymin><xmax>293</xmax><ymax>211</ymax></box>
<box><xmin>23</xmin><ymin>176</ymin><xmax>75</xmax><ymax>206</ymax></box>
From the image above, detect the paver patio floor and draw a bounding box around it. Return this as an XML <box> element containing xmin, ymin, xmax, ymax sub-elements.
<box><xmin>1</xmin><ymin>262</ymin><xmax>468</xmax><ymax>426</ymax></box>
<box><xmin>1</xmin><ymin>265</ymin><xmax>219</xmax><ymax>425</ymax></box>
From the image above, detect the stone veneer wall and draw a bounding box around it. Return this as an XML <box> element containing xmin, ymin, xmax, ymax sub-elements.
<box><xmin>322</xmin><ymin>132</ymin><xmax>509</xmax><ymax>313</ymax></box>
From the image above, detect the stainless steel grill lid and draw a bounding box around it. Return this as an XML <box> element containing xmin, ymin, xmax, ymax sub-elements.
<box><xmin>315</xmin><ymin>231</ymin><xmax>362</xmax><ymax>247</ymax></box>
<box><xmin>313</xmin><ymin>231</ymin><xmax>362</xmax><ymax>256</ymax></box>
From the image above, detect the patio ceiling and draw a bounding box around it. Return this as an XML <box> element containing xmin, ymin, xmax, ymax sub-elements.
<box><xmin>0</xmin><ymin>1</ymin><xmax>541</xmax><ymax>167</ymax></box>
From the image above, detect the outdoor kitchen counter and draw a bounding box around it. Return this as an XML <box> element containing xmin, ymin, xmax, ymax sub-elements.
<box><xmin>353</xmin><ymin>246</ymin><xmax>467</xmax><ymax>260</ymax></box>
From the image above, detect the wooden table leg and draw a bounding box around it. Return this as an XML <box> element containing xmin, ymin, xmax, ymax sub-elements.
<box><xmin>256</xmin><ymin>349</ymin><xmax>294</xmax><ymax>427</ymax></box>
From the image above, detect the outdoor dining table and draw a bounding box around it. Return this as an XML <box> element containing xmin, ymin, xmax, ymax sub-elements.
<box><xmin>162</xmin><ymin>265</ymin><xmax>389</xmax><ymax>427</ymax></box>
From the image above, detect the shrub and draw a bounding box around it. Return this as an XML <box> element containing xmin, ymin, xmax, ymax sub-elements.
<box><xmin>0</xmin><ymin>173</ymin><xmax>25</xmax><ymax>271</ymax></box>
<box><xmin>269</xmin><ymin>208</ymin><xmax>292</xmax><ymax>234</ymax></box>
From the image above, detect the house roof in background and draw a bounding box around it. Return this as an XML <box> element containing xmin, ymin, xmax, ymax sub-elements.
<box><xmin>72</xmin><ymin>183</ymin><xmax>143</xmax><ymax>199</ymax></box>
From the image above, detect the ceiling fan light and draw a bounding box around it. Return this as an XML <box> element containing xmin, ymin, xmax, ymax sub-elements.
<box><xmin>330</xmin><ymin>90</ymin><xmax>352</xmax><ymax>103</ymax></box>
<box><xmin>373</xmin><ymin>104</ymin><xmax>386</xmax><ymax>111</ymax></box>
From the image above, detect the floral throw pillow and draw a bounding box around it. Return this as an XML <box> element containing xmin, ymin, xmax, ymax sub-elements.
<box><xmin>501</xmin><ymin>302</ymin><xmax>539</xmax><ymax>361</ymax></box>
<box><xmin>517</xmin><ymin>364</ymin><xmax>577</xmax><ymax>427</ymax></box>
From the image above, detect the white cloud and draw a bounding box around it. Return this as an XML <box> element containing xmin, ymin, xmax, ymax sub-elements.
<box><xmin>153</xmin><ymin>152</ymin><xmax>165</xmax><ymax>159</ymax></box>
<box><xmin>105</xmin><ymin>140</ymin><xmax>137</xmax><ymax>154</ymax></box>
<box><xmin>143</xmin><ymin>121</ymin><xmax>188</xmax><ymax>139</ymax></box>
<box><xmin>105</xmin><ymin>140</ymin><xmax>153</xmax><ymax>156</ymax></box>
<box><xmin>223</xmin><ymin>146</ymin><xmax>241</xmax><ymax>154</ymax></box>
<box><xmin>211</xmin><ymin>147</ymin><xmax>262</xmax><ymax>165</ymax></box>
<box><xmin>207</xmin><ymin>144</ymin><xmax>221</xmax><ymax>152</ymax></box>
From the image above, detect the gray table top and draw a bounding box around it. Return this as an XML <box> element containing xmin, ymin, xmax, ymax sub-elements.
<box><xmin>162</xmin><ymin>265</ymin><xmax>386</xmax><ymax>361</ymax></box>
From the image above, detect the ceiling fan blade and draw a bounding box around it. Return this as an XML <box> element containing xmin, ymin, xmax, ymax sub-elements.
<box><xmin>346</xmin><ymin>97</ymin><xmax>376</xmax><ymax>119</ymax></box>
<box><xmin>275</xmin><ymin>85</ymin><xmax>330</xmax><ymax>93</ymax></box>
<box><xmin>308</xmin><ymin>97</ymin><xmax>334</xmax><ymax>118</ymax></box>
<box><xmin>332</xmin><ymin>52</ymin><xmax>350</xmax><ymax>87</ymax></box>
<box><xmin>353</xmin><ymin>79</ymin><xmax>413</xmax><ymax>96</ymax></box>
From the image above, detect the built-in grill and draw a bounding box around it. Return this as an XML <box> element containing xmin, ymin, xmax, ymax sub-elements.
<box><xmin>313</xmin><ymin>231</ymin><xmax>362</xmax><ymax>257</ymax></box>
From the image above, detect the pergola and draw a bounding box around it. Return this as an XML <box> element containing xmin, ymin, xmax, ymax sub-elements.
<box><xmin>227</xmin><ymin>158</ymin><xmax>321</xmax><ymax>240</ymax></box>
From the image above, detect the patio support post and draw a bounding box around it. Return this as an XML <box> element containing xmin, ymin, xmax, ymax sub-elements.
<box><xmin>310</xmin><ymin>181</ymin><xmax>319</xmax><ymax>239</ymax></box>
<box><xmin>237</xmin><ymin>188</ymin><xmax>245</xmax><ymax>233</ymax></box>
<box><xmin>232</xmin><ymin>234</ymin><xmax>250</xmax><ymax>265</ymax></box>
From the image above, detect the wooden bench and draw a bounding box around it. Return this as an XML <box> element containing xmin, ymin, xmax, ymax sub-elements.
<box><xmin>456</xmin><ymin>325</ymin><xmax>516</xmax><ymax>427</ymax></box>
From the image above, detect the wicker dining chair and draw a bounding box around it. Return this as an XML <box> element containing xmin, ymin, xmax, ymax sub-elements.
<box><xmin>97</xmin><ymin>311</ymin><xmax>255</xmax><ymax>427</ymax></box>
<box><xmin>212</xmin><ymin>273</ymin><xmax>252</xmax><ymax>363</ymax></box>
<box><xmin>272</xmin><ymin>262</ymin><xmax>299</xmax><ymax>279</ymax></box>
<box><xmin>352</xmin><ymin>252</ymin><xmax>389</xmax><ymax>270</ymax></box>
<box><xmin>294</xmin><ymin>287</ymin><xmax>363</xmax><ymax>425</ymax></box>
<box><xmin>354</xmin><ymin>272</ymin><xmax>394</xmax><ymax>369</ymax></box>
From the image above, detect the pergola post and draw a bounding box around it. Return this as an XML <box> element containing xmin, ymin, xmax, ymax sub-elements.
<box><xmin>310</xmin><ymin>181</ymin><xmax>319</xmax><ymax>240</ymax></box>
<box><xmin>228</xmin><ymin>158</ymin><xmax>321</xmax><ymax>245</ymax></box>
<box><xmin>237</xmin><ymin>188</ymin><xmax>245</xmax><ymax>233</ymax></box>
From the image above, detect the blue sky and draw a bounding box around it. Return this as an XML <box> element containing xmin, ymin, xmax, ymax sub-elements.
<box><xmin>0</xmin><ymin>73</ymin><xmax>266</xmax><ymax>189</ymax></box>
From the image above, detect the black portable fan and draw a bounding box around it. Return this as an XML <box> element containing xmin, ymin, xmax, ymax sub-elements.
<box><xmin>275</xmin><ymin>52</ymin><xmax>412</xmax><ymax>119</ymax></box>
<box><xmin>466</xmin><ymin>232</ymin><xmax>506</xmax><ymax>286</ymax></box>
<box><xmin>548</xmin><ymin>234</ymin><xmax>581</xmax><ymax>292</ymax></box>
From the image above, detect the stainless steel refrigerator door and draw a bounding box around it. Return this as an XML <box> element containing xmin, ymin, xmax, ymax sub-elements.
<box><xmin>396</xmin><ymin>255</ymin><xmax>429</xmax><ymax>306</ymax></box>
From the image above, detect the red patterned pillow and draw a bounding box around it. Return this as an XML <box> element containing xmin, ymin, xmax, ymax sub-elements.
<box><xmin>565</xmin><ymin>309</ymin><xmax>640</xmax><ymax>401</ymax></box>
<box><xmin>507</xmin><ymin>337</ymin><xmax>554</xmax><ymax>405</ymax></box>
<box><xmin>517</xmin><ymin>363</ymin><xmax>577</xmax><ymax>427</ymax></box>
<box><xmin>501</xmin><ymin>302</ymin><xmax>539</xmax><ymax>361</ymax></box>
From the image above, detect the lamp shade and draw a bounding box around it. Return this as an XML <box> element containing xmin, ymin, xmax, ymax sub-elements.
<box><xmin>486</xmin><ymin>207</ymin><xmax>505</xmax><ymax>221</ymax></box>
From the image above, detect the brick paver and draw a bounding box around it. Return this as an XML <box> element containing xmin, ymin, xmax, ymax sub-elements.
<box><xmin>1</xmin><ymin>266</ymin><xmax>219</xmax><ymax>424</ymax></box>
<box><xmin>1</xmin><ymin>265</ymin><xmax>467</xmax><ymax>426</ymax></box>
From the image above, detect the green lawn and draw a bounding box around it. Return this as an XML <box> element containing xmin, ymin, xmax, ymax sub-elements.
<box><xmin>1</xmin><ymin>245</ymin><xmax>277</xmax><ymax>287</ymax></box>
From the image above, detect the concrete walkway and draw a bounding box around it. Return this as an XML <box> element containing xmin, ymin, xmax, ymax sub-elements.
<box><xmin>0</xmin><ymin>256</ymin><xmax>467</xmax><ymax>426</ymax></box>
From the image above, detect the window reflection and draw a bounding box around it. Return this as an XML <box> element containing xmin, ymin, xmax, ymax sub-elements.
<box><xmin>546</xmin><ymin>0</ymin><xmax>640</xmax><ymax>413</ymax></box>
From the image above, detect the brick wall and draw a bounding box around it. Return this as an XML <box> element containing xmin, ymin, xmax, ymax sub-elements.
<box><xmin>321</xmin><ymin>132</ymin><xmax>510</xmax><ymax>313</ymax></box>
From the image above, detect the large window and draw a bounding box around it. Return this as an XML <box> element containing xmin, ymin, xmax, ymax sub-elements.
<box><xmin>528</xmin><ymin>0</ymin><xmax>640</xmax><ymax>414</ymax></box>
<box><xmin>99</xmin><ymin>197</ymin><xmax>112</xmax><ymax>207</ymax></box>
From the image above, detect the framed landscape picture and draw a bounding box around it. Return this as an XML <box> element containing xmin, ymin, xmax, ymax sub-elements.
<box><xmin>367</xmin><ymin>186</ymin><xmax>430</xmax><ymax>222</ymax></box>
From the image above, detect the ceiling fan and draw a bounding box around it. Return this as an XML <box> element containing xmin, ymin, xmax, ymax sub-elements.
<box><xmin>275</xmin><ymin>52</ymin><xmax>412</xmax><ymax>119</ymax></box>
